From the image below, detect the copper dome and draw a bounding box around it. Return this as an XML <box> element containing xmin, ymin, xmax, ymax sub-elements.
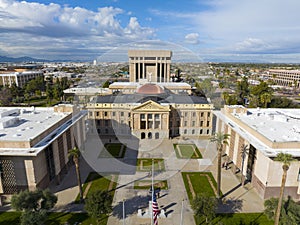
<box><xmin>136</xmin><ymin>83</ymin><xmax>164</xmax><ymax>95</ymax></box>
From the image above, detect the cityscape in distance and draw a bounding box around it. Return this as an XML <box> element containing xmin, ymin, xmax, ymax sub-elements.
<box><xmin>0</xmin><ymin>1</ymin><xmax>300</xmax><ymax>225</ymax></box>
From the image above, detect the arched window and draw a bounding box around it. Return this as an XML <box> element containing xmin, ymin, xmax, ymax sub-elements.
<box><xmin>141</xmin><ymin>132</ymin><xmax>145</xmax><ymax>139</ymax></box>
<box><xmin>155</xmin><ymin>132</ymin><xmax>159</xmax><ymax>139</ymax></box>
<box><xmin>148</xmin><ymin>132</ymin><xmax>152</xmax><ymax>139</ymax></box>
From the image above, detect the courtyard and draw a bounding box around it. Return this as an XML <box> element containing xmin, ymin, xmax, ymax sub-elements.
<box><xmin>43</xmin><ymin>135</ymin><xmax>266</xmax><ymax>225</ymax></box>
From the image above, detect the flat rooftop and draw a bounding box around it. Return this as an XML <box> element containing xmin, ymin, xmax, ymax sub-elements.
<box><xmin>236</xmin><ymin>108</ymin><xmax>300</xmax><ymax>143</ymax></box>
<box><xmin>0</xmin><ymin>106</ymin><xmax>87</xmax><ymax>156</ymax></box>
<box><xmin>0</xmin><ymin>107</ymin><xmax>70</xmax><ymax>143</ymax></box>
<box><xmin>214</xmin><ymin>106</ymin><xmax>300</xmax><ymax>157</ymax></box>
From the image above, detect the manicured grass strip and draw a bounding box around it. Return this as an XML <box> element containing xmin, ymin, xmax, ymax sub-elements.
<box><xmin>134</xmin><ymin>180</ymin><xmax>168</xmax><ymax>190</ymax></box>
<box><xmin>136</xmin><ymin>158</ymin><xmax>165</xmax><ymax>172</ymax></box>
<box><xmin>195</xmin><ymin>212</ymin><xmax>273</xmax><ymax>225</ymax></box>
<box><xmin>99</xmin><ymin>143</ymin><xmax>126</xmax><ymax>158</ymax></box>
<box><xmin>173</xmin><ymin>144</ymin><xmax>203</xmax><ymax>159</ymax></box>
<box><xmin>75</xmin><ymin>172</ymin><xmax>118</xmax><ymax>203</ymax></box>
<box><xmin>0</xmin><ymin>212</ymin><xmax>107</xmax><ymax>225</ymax></box>
<box><xmin>182</xmin><ymin>172</ymin><xmax>218</xmax><ymax>201</ymax></box>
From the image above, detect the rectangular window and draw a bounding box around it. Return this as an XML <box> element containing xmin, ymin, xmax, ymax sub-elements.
<box><xmin>155</xmin><ymin>114</ymin><xmax>159</xmax><ymax>119</ymax></box>
<box><xmin>184</xmin><ymin>121</ymin><xmax>187</xmax><ymax>126</ymax></box>
<box><xmin>200</xmin><ymin>129</ymin><xmax>203</xmax><ymax>134</ymax></box>
<box><xmin>121</xmin><ymin>112</ymin><xmax>124</xmax><ymax>117</ymax></box>
<box><xmin>89</xmin><ymin>112</ymin><xmax>93</xmax><ymax>117</ymax></box>
<box><xmin>192</xmin><ymin>112</ymin><xmax>196</xmax><ymax>117</ymax></box>
<box><xmin>207</xmin><ymin>121</ymin><xmax>210</xmax><ymax>127</ymax></box>
<box><xmin>96</xmin><ymin>112</ymin><xmax>99</xmax><ymax>117</ymax></box>
<box><xmin>140</xmin><ymin>114</ymin><xmax>145</xmax><ymax>120</ymax></box>
<box><xmin>112</xmin><ymin>112</ymin><xmax>116</xmax><ymax>116</ymax></box>
<box><xmin>104</xmin><ymin>112</ymin><xmax>108</xmax><ymax>117</ymax></box>
<box><xmin>201</xmin><ymin>112</ymin><xmax>204</xmax><ymax>117</ymax></box>
<box><xmin>128</xmin><ymin>112</ymin><xmax>131</xmax><ymax>117</ymax></box>
<box><xmin>192</xmin><ymin>121</ymin><xmax>195</xmax><ymax>127</ymax></box>
<box><xmin>148</xmin><ymin>114</ymin><xmax>153</xmax><ymax>119</ymax></box>
<box><xmin>208</xmin><ymin>112</ymin><xmax>211</xmax><ymax>117</ymax></box>
<box><xmin>200</xmin><ymin>121</ymin><xmax>203</xmax><ymax>126</ymax></box>
<box><xmin>105</xmin><ymin>120</ymin><xmax>109</xmax><ymax>126</ymax></box>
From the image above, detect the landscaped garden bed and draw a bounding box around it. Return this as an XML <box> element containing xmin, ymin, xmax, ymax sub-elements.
<box><xmin>173</xmin><ymin>144</ymin><xmax>202</xmax><ymax>159</ymax></box>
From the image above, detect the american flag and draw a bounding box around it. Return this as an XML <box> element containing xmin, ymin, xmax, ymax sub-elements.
<box><xmin>152</xmin><ymin>191</ymin><xmax>160</xmax><ymax>225</ymax></box>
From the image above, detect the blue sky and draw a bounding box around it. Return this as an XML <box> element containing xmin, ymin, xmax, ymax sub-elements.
<box><xmin>1</xmin><ymin>0</ymin><xmax>300</xmax><ymax>62</ymax></box>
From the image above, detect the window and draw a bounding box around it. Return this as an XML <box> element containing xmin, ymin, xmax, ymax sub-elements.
<box><xmin>192</xmin><ymin>129</ymin><xmax>195</xmax><ymax>134</ymax></box>
<box><xmin>207</xmin><ymin>121</ymin><xmax>210</xmax><ymax>127</ymax></box>
<box><xmin>104</xmin><ymin>112</ymin><xmax>108</xmax><ymax>117</ymax></box>
<box><xmin>184</xmin><ymin>112</ymin><xmax>188</xmax><ymax>117</ymax></box>
<box><xmin>89</xmin><ymin>112</ymin><xmax>93</xmax><ymax>117</ymax></box>
<box><xmin>207</xmin><ymin>130</ymin><xmax>210</xmax><ymax>134</ymax></box>
<box><xmin>200</xmin><ymin>121</ymin><xmax>203</xmax><ymax>126</ymax></box>
<box><xmin>155</xmin><ymin>114</ymin><xmax>160</xmax><ymax>119</ymax></box>
<box><xmin>201</xmin><ymin>112</ymin><xmax>204</xmax><ymax>117</ymax></box>
<box><xmin>208</xmin><ymin>112</ymin><xmax>211</xmax><ymax>117</ymax></box>
<box><xmin>200</xmin><ymin>129</ymin><xmax>203</xmax><ymax>134</ymax></box>
<box><xmin>112</xmin><ymin>112</ymin><xmax>116</xmax><ymax>116</ymax></box>
<box><xmin>192</xmin><ymin>121</ymin><xmax>195</xmax><ymax>127</ymax></box>
<box><xmin>192</xmin><ymin>112</ymin><xmax>196</xmax><ymax>117</ymax></box>
<box><xmin>128</xmin><ymin>112</ymin><xmax>131</xmax><ymax>117</ymax></box>
<box><xmin>140</xmin><ymin>114</ymin><xmax>145</xmax><ymax>119</ymax></box>
<box><xmin>184</xmin><ymin>129</ymin><xmax>187</xmax><ymax>134</ymax></box>
<box><xmin>184</xmin><ymin>121</ymin><xmax>187</xmax><ymax>126</ymax></box>
<box><xmin>105</xmin><ymin>120</ymin><xmax>109</xmax><ymax>126</ymax></box>
<box><xmin>148</xmin><ymin>114</ymin><xmax>153</xmax><ymax>119</ymax></box>
<box><xmin>121</xmin><ymin>112</ymin><xmax>124</xmax><ymax>117</ymax></box>
<box><xmin>105</xmin><ymin>129</ymin><xmax>108</xmax><ymax>134</ymax></box>
<box><xmin>96</xmin><ymin>112</ymin><xmax>99</xmax><ymax>117</ymax></box>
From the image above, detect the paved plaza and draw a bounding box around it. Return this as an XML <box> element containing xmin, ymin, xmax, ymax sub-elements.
<box><xmin>50</xmin><ymin>135</ymin><xmax>264</xmax><ymax>224</ymax></box>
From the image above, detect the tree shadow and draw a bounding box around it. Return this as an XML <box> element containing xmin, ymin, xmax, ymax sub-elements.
<box><xmin>217</xmin><ymin>197</ymin><xmax>243</xmax><ymax>213</ymax></box>
<box><xmin>112</xmin><ymin>195</ymin><xmax>150</xmax><ymax>219</ymax></box>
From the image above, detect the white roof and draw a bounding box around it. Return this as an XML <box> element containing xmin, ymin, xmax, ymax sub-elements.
<box><xmin>214</xmin><ymin>107</ymin><xmax>300</xmax><ymax>157</ymax></box>
<box><xmin>0</xmin><ymin>106</ymin><xmax>87</xmax><ymax>156</ymax></box>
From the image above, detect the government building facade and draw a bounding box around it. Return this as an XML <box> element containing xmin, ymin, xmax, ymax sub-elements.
<box><xmin>0</xmin><ymin>104</ymin><xmax>87</xmax><ymax>194</ymax></box>
<box><xmin>87</xmin><ymin>50</ymin><xmax>213</xmax><ymax>140</ymax></box>
<box><xmin>214</xmin><ymin>105</ymin><xmax>300</xmax><ymax>200</ymax></box>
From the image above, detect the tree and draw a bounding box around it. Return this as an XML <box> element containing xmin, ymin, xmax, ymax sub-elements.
<box><xmin>0</xmin><ymin>87</ymin><xmax>12</xmax><ymax>106</ymax></box>
<box><xmin>68</xmin><ymin>147</ymin><xmax>83</xmax><ymax>202</ymax></box>
<box><xmin>11</xmin><ymin>189</ymin><xmax>57</xmax><ymax>225</ymax></box>
<box><xmin>192</xmin><ymin>194</ymin><xmax>217</xmax><ymax>224</ymax></box>
<box><xmin>274</xmin><ymin>153</ymin><xmax>294</xmax><ymax>225</ymax></box>
<box><xmin>260</xmin><ymin>92</ymin><xmax>272</xmax><ymax>108</ymax></box>
<box><xmin>265</xmin><ymin>196</ymin><xmax>300</xmax><ymax>225</ymax></box>
<box><xmin>210</xmin><ymin>132</ymin><xmax>230</xmax><ymax>198</ymax></box>
<box><xmin>85</xmin><ymin>190</ymin><xmax>113</xmax><ymax>224</ymax></box>
<box><xmin>240</xmin><ymin>144</ymin><xmax>249</xmax><ymax>187</ymax></box>
<box><xmin>236</xmin><ymin>77</ymin><xmax>250</xmax><ymax>105</ymax></box>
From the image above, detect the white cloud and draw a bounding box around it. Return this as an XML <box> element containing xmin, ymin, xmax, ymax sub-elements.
<box><xmin>184</xmin><ymin>33</ymin><xmax>199</xmax><ymax>44</ymax></box>
<box><xmin>0</xmin><ymin>0</ymin><xmax>155</xmax><ymax>60</ymax></box>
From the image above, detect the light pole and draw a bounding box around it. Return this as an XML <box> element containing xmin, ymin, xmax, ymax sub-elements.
<box><xmin>123</xmin><ymin>199</ymin><xmax>125</xmax><ymax>225</ymax></box>
<box><xmin>180</xmin><ymin>199</ymin><xmax>184</xmax><ymax>225</ymax></box>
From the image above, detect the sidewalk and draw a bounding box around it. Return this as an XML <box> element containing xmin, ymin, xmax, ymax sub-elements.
<box><xmin>2</xmin><ymin>136</ymin><xmax>263</xmax><ymax>223</ymax></box>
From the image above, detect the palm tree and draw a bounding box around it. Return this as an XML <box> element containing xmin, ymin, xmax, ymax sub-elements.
<box><xmin>274</xmin><ymin>152</ymin><xmax>294</xmax><ymax>225</ymax></box>
<box><xmin>68</xmin><ymin>147</ymin><xmax>83</xmax><ymax>202</ymax></box>
<box><xmin>260</xmin><ymin>92</ymin><xmax>272</xmax><ymax>108</ymax></box>
<box><xmin>240</xmin><ymin>144</ymin><xmax>249</xmax><ymax>187</ymax></box>
<box><xmin>210</xmin><ymin>132</ymin><xmax>230</xmax><ymax>198</ymax></box>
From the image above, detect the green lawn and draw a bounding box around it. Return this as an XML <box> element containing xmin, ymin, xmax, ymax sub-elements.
<box><xmin>173</xmin><ymin>144</ymin><xmax>203</xmax><ymax>159</ymax></box>
<box><xmin>134</xmin><ymin>180</ymin><xmax>168</xmax><ymax>190</ymax></box>
<box><xmin>182</xmin><ymin>172</ymin><xmax>218</xmax><ymax>200</ymax></box>
<box><xmin>75</xmin><ymin>172</ymin><xmax>118</xmax><ymax>202</ymax></box>
<box><xmin>195</xmin><ymin>212</ymin><xmax>273</xmax><ymax>225</ymax></box>
<box><xmin>136</xmin><ymin>158</ymin><xmax>165</xmax><ymax>172</ymax></box>
<box><xmin>99</xmin><ymin>143</ymin><xmax>126</xmax><ymax>158</ymax></box>
<box><xmin>0</xmin><ymin>212</ymin><xmax>107</xmax><ymax>225</ymax></box>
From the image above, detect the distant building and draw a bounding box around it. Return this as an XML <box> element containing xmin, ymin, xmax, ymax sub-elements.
<box><xmin>87</xmin><ymin>50</ymin><xmax>213</xmax><ymax>140</ymax></box>
<box><xmin>0</xmin><ymin>70</ymin><xmax>44</xmax><ymax>88</ymax></box>
<box><xmin>214</xmin><ymin>105</ymin><xmax>300</xmax><ymax>200</ymax></box>
<box><xmin>265</xmin><ymin>69</ymin><xmax>300</xmax><ymax>88</ymax></box>
<box><xmin>128</xmin><ymin>50</ymin><xmax>172</xmax><ymax>83</ymax></box>
<box><xmin>0</xmin><ymin>104</ymin><xmax>87</xmax><ymax>194</ymax></box>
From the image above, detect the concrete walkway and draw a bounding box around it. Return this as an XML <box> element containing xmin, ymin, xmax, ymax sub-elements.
<box><xmin>23</xmin><ymin>135</ymin><xmax>265</xmax><ymax>224</ymax></box>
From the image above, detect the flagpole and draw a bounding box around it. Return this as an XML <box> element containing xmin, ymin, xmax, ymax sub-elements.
<box><xmin>151</xmin><ymin>158</ymin><xmax>154</xmax><ymax>225</ymax></box>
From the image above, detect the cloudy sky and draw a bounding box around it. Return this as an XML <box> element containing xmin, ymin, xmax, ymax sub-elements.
<box><xmin>1</xmin><ymin>0</ymin><xmax>300</xmax><ymax>62</ymax></box>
